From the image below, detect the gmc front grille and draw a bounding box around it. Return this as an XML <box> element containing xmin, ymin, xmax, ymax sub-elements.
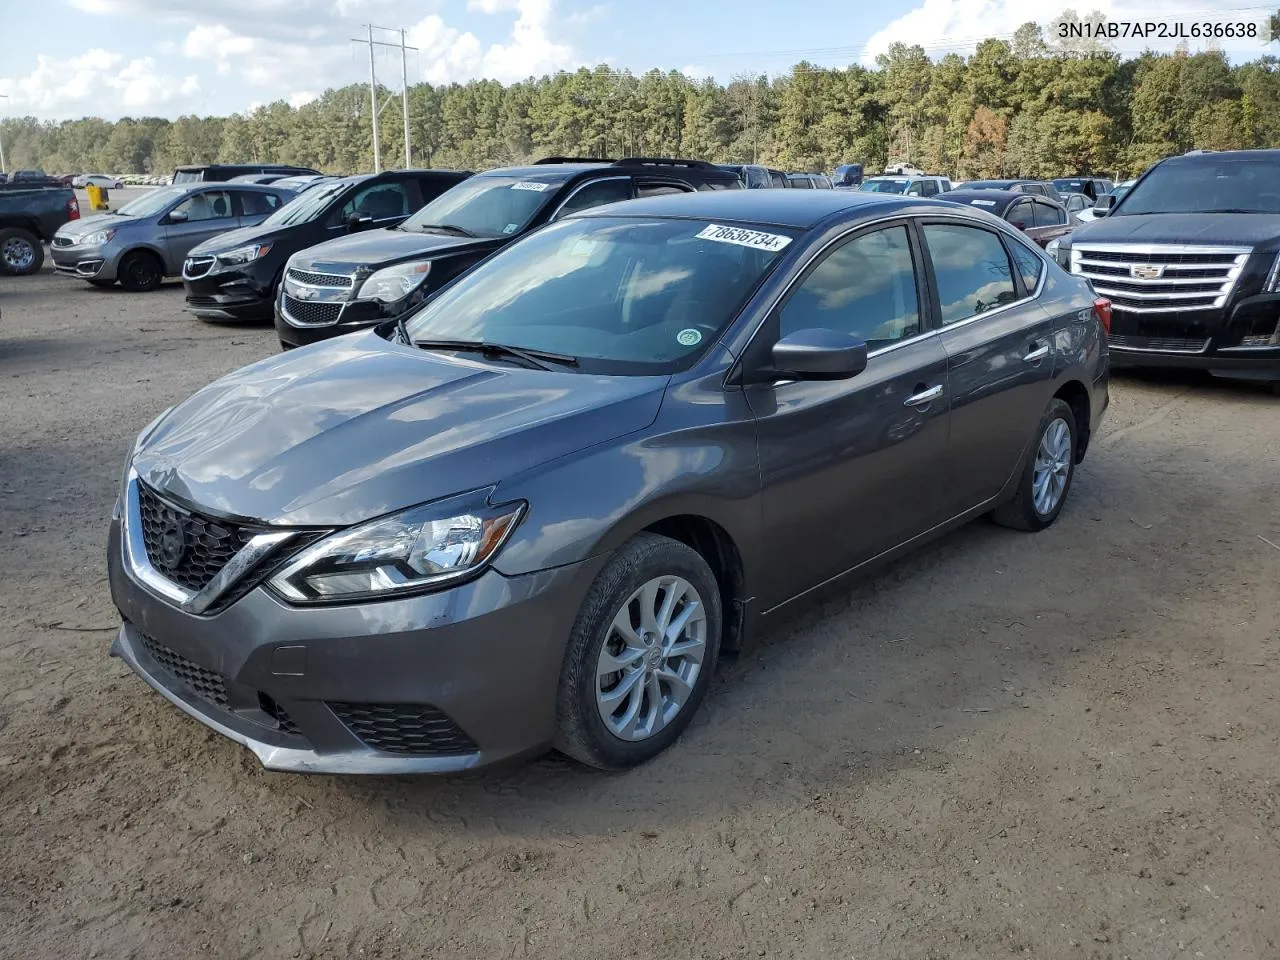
<box><xmin>1071</xmin><ymin>244</ymin><xmax>1250</xmax><ymax>314</ymax></box>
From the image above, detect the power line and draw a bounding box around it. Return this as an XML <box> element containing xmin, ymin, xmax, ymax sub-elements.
<box><xmin>351</xmin><ymin>24</ymin><xmax>418</xmax><ymax>171</ymax></box>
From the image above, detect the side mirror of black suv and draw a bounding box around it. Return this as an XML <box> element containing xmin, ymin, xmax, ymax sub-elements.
<box><xmin>1093</xmin><ymin>194</ymin><xmax>1116</xmax><ymax>217</ymax></box>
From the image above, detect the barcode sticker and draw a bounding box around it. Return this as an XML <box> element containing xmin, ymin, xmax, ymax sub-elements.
<box><xmin>696</xmin><ymin>223</ymin><xmax>793</xmax><ymax>252</ymax></box>
<box><xmin>511</xmin><ymin>181</ymin><xmax>552</xmax><ymax>192</ymax></box>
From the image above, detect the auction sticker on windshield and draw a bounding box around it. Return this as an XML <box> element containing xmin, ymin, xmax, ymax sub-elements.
<box><xmin>696</xmin><ymin>224</ymin><xmax>792</xmax><ymax>252</ymax></box>
<box><xmin>511</xmin><ymin>181</ymin><xmax>552</xmax><ymax>192</ymax></box>
<box><xmin>970</xmin><ymin>199</ymin><xmax>998</xmax><ymax>207</ymax></box>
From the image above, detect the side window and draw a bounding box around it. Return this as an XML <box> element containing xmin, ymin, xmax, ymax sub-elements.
<box><xmin>769</xmin><ymin>171</ymin><xmax>787</xmax><ymax>188</ymax></box>
<box><xmin>923</xmin><ymin>223</ymin><xmax>1018</xmax><ymax>325</ymax></box>
<box><xmin>778</xmin><ymin>225</ymin><xmax>920</xmax><ymax>350</ymax></box>
<box><xmin>1007</xmin><ymin>239</ymin><xmax>1044</xmax><ymax>293</ymax></box>
<box><xmin>1007</xmin><ymin>201</ymin><xmax>1033</xmax><ymax>231</ymax></box>
<box><xmin>1033</xmin><ymin>200</ymin><xmax>1065</xmax><ymax>227</ymax></box>
<box><xmin>171</xmin><ymin>190</ymin><xmax>234</xmax><ymax>222</ymax></box>
<box><xmin>789</xmin><ymin>177</ymin><xmax>812</xmax><ymax>189</ymax></box>
<box><xmin>905</xmin><ymin>180</ymin><xmax>925</xmax><ymax>196</ymax></box>
<box><xmin>238</xmin><ymin>191</ymin><xmax>283</xmax><ymax>217</ymax></box>
<box><xmin>634</xmin><ymin>182</ymin><xmax>692</xmax><ymax>199</ymax></box>
<box><xmin>556</xmin><ymin>178</ymin><xmax>633</xmax><ymax>217</ymax></box>
<box><xmin>919</xmin><ymin>179</ymin><xmax>938</xmax><ymax>197</ymax></box>
<box><xmin>340</xmin><ymin>182</ymin><xmax>411</xmax><ymax>221</ymax></box>
<box><xmin>416</xmin><ymin>176</ymin><xmax>456</xmax><ymax>203</ymax></box>
<box><xmin>747</xmin><ymin>168</ymin><xmax>770</xmax><ymax>189</ymax></box>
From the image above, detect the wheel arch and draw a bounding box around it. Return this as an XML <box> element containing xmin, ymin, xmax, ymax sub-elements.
<box><xmin>1053</xmin><ymin>378</ymin><xmax>1091</xmax><ymax>461</ymax></box>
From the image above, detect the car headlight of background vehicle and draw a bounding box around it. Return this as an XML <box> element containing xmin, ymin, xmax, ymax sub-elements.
<box><xmin>214</xmin><ymin>243</ymin><xmax>272</xmax><ymax>268</ymax></box>
<box><xmin>356</xmin><ymin>260</ymin><xmax>432</xmax><ymax>302</ymax></box>
<box><xmin>82</xmin><ymin>229</ymin><xmax>115</xmax><ymax>246</ymax></box>
<box><xmin>268</xmin><ymin>490</ymin><xmax>525</xmax><ymax>603</ymax></box>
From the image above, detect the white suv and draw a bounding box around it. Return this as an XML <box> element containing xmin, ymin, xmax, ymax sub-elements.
<box><xmin>858</xmin><ymin>175</ymin><xmax>953</xmax><ymax>197</ymax></box>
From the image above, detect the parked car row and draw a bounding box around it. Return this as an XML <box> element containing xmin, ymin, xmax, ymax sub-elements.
<box><xmin>106</xmin><ymin>184</ymin><xmax>1112</xmax><ymax>775</ymax></box>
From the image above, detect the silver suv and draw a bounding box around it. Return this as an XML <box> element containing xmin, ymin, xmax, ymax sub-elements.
<box><xmin>51</xmin><ymin>183</ymin><xmax>294</xmax><ymax>291</ymax></box>
<box><xmin>859</xmin><ymin>175</ymin><xmax>953</xmax><ymax>197</ymax></box>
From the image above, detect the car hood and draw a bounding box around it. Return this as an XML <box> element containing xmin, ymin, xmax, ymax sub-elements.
<box><xmin>57</xmin><ymin>213</ymin><xmax>140</xmax><ymax>238</ymax></box>
<box><xmin>1072</xmin><ymin>213</ymin><xmax>1280</xmax><ymax>249</ymax></box>
<box><xmin>291</xmin><ymin>227</ymin><xmax>499</xmax><ymax>272</ymax></box>
<box><xmin>132</xmin><ymin>331</ymin><xmax>667</xmax><ymax>527</ymax></box>
<box><xmin>188</xmin><ymin>223</ymin><xmax>295</xmax><ymax>257</ymax></box>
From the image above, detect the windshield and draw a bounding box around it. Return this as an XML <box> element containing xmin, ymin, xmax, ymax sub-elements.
<box><xmin>1117</xmin><ymin>159</ymin><xmax>1280</xmax><ymax>215</ymax></box>
<box><xmin>860</xmin><ymin>179</ymin><xmax>907</xmax><ymax>194</ymax></box>
<box><xmin>405</xmin><ymin>216</ymin><xmax>794</xmax><ymax>374</ymax></box>
<box><xmin>116</xmin><ymin>186</ymin><xmax>188</xmax><ymax>218</ymax></box>
<box><xmin>399</xmin><ymin>175</ymin><xmax>561</xmax><ymax>238</ymax></box>
<box><xmin>262</xmin><ymin>179</ymin><xmax>352</xmax><ymax>226</ymax></box>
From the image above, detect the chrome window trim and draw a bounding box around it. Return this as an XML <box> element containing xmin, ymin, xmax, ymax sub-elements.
<box><xmin>547</xmin><ymin>175</ymin><xmax>632</xmax><ymax>221</ymax></box>
<box><xmin>739</xmin><ymin>212</ymin><xmax>1047</xmax><ymax>373</ymax></box>
<box><xmin>122</xmin><ymin>470</ymin><xmax>300</xmax><ymax>615</ymax></box>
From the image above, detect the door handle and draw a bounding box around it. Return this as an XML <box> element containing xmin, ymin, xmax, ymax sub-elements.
<box><xmin>903</xmin><ymin>384</ymin><xmax>944</xmax><ymax>408</ymax></box>
<box><xmin>1024</xmin><ymin>343</ymin><xmax>1050</xmax><ymax>363</ymax></box>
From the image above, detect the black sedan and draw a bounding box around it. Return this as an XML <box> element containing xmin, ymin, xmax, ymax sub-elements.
<box><xmin>940</xmin><ymin>189</ymin><xmax>1073</xmax><ymax>248</ymax></box>
<box><xmin>181</xmin><ymin>169</ymin><xmax>471</xmax><ymax>322</ymax></box>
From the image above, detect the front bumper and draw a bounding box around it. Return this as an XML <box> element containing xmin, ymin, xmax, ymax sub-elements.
<box><xmin>107</xmin><ymin>515</ymin><xmax>602</xmax><ymax>774</ymax></box>
<box><xmin>1108</xmin><ymin>343</ymin><xmax>1280</xmax><ymax>382</ymax></box>
<box><xmin>183</xmin><ymin>262</ymin><xmax>274</xmax><ymax>321</ymax></box>
<box><xmin>273</xmin><ymin>293</ymin><xmax>391</xmax><ymax>348</ymax></box>
<box><xmin>51</xmin><ymin>242</ymin><xmax>117</xmax><ymax>280</ymax></box>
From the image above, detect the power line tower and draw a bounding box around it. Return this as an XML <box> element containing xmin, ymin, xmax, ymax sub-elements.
<box><xmin>351</xmin><ymin>25</ymin><xmax>419</xmax><ymax>172</ymax></box>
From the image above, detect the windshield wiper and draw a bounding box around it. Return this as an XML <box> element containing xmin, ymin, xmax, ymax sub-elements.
<box><xmin>406</xmin><ymin>223</ymin><xmax>478</xmax><ymax>237</ymax></box>
<box><xmin>412</xmin><ymin>338</ymin><xmax>578</xmax><ymax>371</ymax></box>
<box><xmin>1194</xmin><ymin>208</ymin><xmax>1263</xmax><ymax>215</ymax></box>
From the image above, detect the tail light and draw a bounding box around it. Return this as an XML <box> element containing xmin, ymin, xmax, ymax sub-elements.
<box><xmin>67</xmin><ymin>197</ymin><xmax>80</xmax><ymax>221</ymax></box>
<box><xmin>1092</xmin><ymin>297</ymin><xmax>1112</xmax><ymax>336</ymax></box>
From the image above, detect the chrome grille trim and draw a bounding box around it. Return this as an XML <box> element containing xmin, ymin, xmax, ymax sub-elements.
<box><xmin>182</xmin><ymin>256</ymin><xmax>215</xmax><ymax>280</ymax></box>
<box><xmin>1071</xmin><ymin>243</ymin><xmax>1250</xmax><ymax>313</ymax></box>
<box><xmin>286</xmin><ymin>267</ymin><xmax>353</xmax><ymax>288</ymax></box>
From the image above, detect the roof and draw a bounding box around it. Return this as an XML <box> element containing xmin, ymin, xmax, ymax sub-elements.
<box><xmin>574</xmin><ymin>189</ymin><xmax>911</xmax><ymax>229</ymax></box>
<box><xmin>1161</xmin><ymin>148</ymin><xmax>1280</xmax><ymax>165</ymax></box>
<box><xmin>962</xmin><ymin>179</ymin><xmax>1033</xmax><ymax>188</ymax></box>
<box><xmin>939</xmin><ymin>189</ymin><xmax>1021</xmax><ymax>210</ymax></box>
<box><xmin>477</xmin><ymin>163</ymin><xmax>603</xmax><ymax>181</ymax></box>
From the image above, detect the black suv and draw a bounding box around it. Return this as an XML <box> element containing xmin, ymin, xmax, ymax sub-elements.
<box><xmin>1056</xmin><ymin>149</ymin><xmax>1280</xmax><ymax>392</ymax></box>
<box><xmin>181</xmin><ymin>169</ymin><xmax>472</xmax><ymax>322</ymax></box>
<box><xmin>274</xmin><ymin>157</ymin><xmax>743</xmax><ymax>349</ymax></box>
<box><xmin>172</xmin><ymin>164</ymin><xmax>320</xmax><ymax>184</ymax></box>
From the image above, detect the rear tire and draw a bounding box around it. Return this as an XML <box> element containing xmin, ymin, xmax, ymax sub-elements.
<box><xmin>555</xmin><ymin>533</ymin><xmax>722</xmax><ymax>770</ymax></box>
<box><xmin>993</xmin><ymin>398</ymin><xmax>1077</xmax><ymax>532</ymax></box>
<box><xmin>0</xmin><ymin>228</ymin><xmax>44</xmax><ymax>276</ymax></box>
<box><xmin>117</xmin><ymin>250</ymin><xmax>163</xmax><ymax>292</ymax></box>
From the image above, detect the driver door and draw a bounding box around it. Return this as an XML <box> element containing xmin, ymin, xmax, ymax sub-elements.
<box><xmin>744</xmin><ymin>222</ymin><xmax>952</xmax><ymax>608</ymax></box>
<box><xmin>162</xmin><ymin>189</ymin><xmax>236</xmax><ymax>269</ymax></box>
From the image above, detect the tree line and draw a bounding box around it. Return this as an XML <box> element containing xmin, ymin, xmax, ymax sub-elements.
<box><xmin>4</xmin><ymin>18</ymin><xmax>1279</xmax><ymax>181</ymax></box>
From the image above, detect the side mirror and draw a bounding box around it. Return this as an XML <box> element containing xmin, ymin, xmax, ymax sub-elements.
<box><xmin>165</xmin><ymin>210</ymin><xmax>188</xmax><ymax>224</ymax></box>
<box><xmin>1093</xmin><ymin>194</ymin><xmax>1116</xmax><ymax>217</ymax></box>
<box><xmin>770</xmin><ymin>328</ymin><xmax>869</xmax><ymax>381</ymax></box>
<box><xmin>346</xmin><ymin>213</ymin><xmax>375</xmax><ymax>232</ymax></box>
<box><xmin>1012</xmin><ymin>221</ymin><xmax>1029</xmax><ymax>232</ymax></box>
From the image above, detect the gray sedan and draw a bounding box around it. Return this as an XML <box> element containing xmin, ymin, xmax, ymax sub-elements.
<box><xmin>107</xmin><ymin>190</ymin><xmax>1109</xmax><ymax>774</ymax></box>
<box><xmin>51</xmin><ymin>183</ymin><xmax>293</xmax><ymax>291</ymax></box>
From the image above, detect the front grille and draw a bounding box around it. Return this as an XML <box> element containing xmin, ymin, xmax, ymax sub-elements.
<box><xmin>1072</xmin><ymin>244</ymin><xmax>1250</xmax><ymax>314</ymax></box>
<box><xmin>138</xmin><ymin>633</ymin><xmax>229</xmax><ymax>709</ymax></box>
<box><xmin>137</xmin><ymin>483</ymin><xmax>255</xmax><ymax>592</ymax></box>
<box><xmin>1108</xmin><ymin>334</ymin><xmax>1210</xmax><ymax>353</ymax></box>
<box><xmin>183</xmin><ymin>256</ymin><xmax>214</xmax><ymax>280</ymax></box>
<box><xmin>282</xmin><ymin>295</ymin><xmax>343</xmax><ymax>326</ymax></box>
<box><xmin>287</xmin><ymin>268</ymin><xmax>353</xmax><ymax>288</ymax></box>
<box><xmin>329</xmin><ymin>702</ymin><xmax>478</xmax><ymax>756</ymax></box>
<box><xmin>52</xmin><ymin>236</ymin><xmax>74</xmax><ymax>247</ymax></box>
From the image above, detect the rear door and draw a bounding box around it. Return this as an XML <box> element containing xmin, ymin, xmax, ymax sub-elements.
<box><xmin>337</xmin><ymin>180</ymin><xmax>414</xmax><ymax>231</ymax></box>
<box><xmin>234</xmin><ymin>189</ymin><xmax>286</xmax><ymax>227</ymax></box>
<box><xmin>1029</xmin><ymin>199</ymin><xmax>1070</xmax><ymax>247</ymax></box>
<box><xmin>747</xmin><ymin>221</ymin><xmax>952</xmax><ymax>606</ymax></box>
<box><xmin>162</xmin><ymin>189</ymin><xmax>238</xmax><ymax>268</ymax></box>
<box><xmin>924</xmin><ymin>221</ymin><xmax>1058</xmax><ymax>510</ymax></box>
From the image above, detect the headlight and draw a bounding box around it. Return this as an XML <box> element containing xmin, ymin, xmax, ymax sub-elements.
<box><xmin>83</xmin><ymin>229</ymin><xmax>115</xmax><ymax>246</ymax></box>
<box><xmin>356</xmin><ymin>260</ymin><xmax>432</xmax><ymax>303</ymax></box>
<box><xmin>1265</xmin><ymin>252</ymin><xmax>1280</xmax><ymax>293</ymax></box>
<box><xmin>268</xmin><ymin>491</ymin><xmax>525</xmax><ymax>603</ymax></box>
<box><xmin>214</xmin><ymin>243</ymin><xmax>272</xmax><ymax>268</ymax></box>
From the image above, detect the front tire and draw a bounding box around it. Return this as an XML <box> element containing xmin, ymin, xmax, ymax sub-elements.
<box><xmin>993</xmin><ymin>398</ymin><xmax>1077</xmax><ymax>532</ymax></box>
<box><xmin>0</xmin><ymin>228</ymin><xmax>44</xmax><ymax>275</ymax></box>
<box><xmin>555</xmin><ymin>533</ymin><xmax>722</xmax><ymax>770</ymax></box>
<box><xmin>117</xmin><ymin>250</ymin><xmax>163</xmax><ymax>292</ymax></box>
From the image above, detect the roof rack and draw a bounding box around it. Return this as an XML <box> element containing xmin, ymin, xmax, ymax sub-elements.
<box><xmin>534</xmin><ymin>156</ymin><xmax>613</xmax><ymax>164</ymax></box>
<box><xmin>612</xmin><ymin>157</ymin><xmax>720</xmax><ymax>170</ymax></box>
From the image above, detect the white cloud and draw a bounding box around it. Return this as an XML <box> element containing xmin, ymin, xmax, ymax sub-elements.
<box><xmin>0</xmin><ymin>48</ymin><xmax>201</xmax><ymax>118</ymax></box>
<box><xmin>479</xmin><ymin>0</ymin><xmax>576</xmax><ymax>81</ymax></box>
<box><xmin>565</xmin><ymin>3</ymin><xmax>608</xmax><ymax>26</ymax></box>
<box><xmin>863</xmin><ymin>0</ymin><xmax>1273</xmax><ymax>62</ymax></box>
<box><xmin>288</xmin><ymin>90</ymin><xmax>319</xmax><ymax>108</ymax></box>
<box><xmin>681</xmin><ymin>64</ymin><xmax>712</xmax><ymax>79</ymax></box>
<box><xmin>407</xmin><ymin>0</ymin><xmax>575</xmax><ymax>84</ymax></box>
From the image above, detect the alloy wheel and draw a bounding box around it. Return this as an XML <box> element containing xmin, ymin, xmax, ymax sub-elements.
<box><xmin>1032</xmin><ymin>417</ymin><xmax>1072</xmax><ymax>516</ymax></box>
<box><xmin>2</xmin><ymin>237</ymin><xmax>35</xmax><ymax>272</ymax></box>
<box><xmin>596</xmin><ymin>575</ymin><xmax>707</xmax><ymax>742</ymax></box>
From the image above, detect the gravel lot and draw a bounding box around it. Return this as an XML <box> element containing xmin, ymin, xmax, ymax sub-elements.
<box><xmin>2</xmin><ymin>262</ymin><xmax>1279</xmax><ymax>960</ymax></box>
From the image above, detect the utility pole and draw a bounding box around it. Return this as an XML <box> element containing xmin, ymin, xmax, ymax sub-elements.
<box><xmin>0</xmin><ymin>94</ymin><xmax>8</xmax><ymax>175</ymax></box>
<box><xmin>351</xmin><ymin>25</ymin><xmax>419</xmax><ymax>173</ymax></box>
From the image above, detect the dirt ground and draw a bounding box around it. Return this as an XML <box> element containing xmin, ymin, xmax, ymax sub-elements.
<box><xmin>2</xmin><ymin>264</ymin><xmax>1279</xmax><ymax>960</ymax></box>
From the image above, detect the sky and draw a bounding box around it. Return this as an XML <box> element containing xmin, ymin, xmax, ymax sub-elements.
<box><xmin>0</xmin><ymin>0</ymin><xmax>1275</xmax><ymax>120</ymax></box>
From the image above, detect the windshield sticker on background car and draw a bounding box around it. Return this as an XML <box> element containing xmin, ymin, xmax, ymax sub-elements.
<box><xmin>695</xmin><ymin>223</ymin><xmax>793</xmax><ymax>252</ymax></box>
<box><xmin>970</xmin><ymin>199</ymin><xmax>998</xmax><ymax>207</ymax></box>
<box><xmin>676</xmin><ymin>328</ymin><xmax>702</xmax><ymax>347</ymax></box>
<box><xmin>503</xmin><ymin>223</ymin><xmax>519</xmax><ymax>234</ymax></box>
<box><xmin>568</xmin><ymin>237</ymin><xmax>599</xmax><ymax>257</ymax></box>
<box><xmin>510</xmin><ymin>181</ymin><xmax>552</xmax><ymax>192</ymax></box>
